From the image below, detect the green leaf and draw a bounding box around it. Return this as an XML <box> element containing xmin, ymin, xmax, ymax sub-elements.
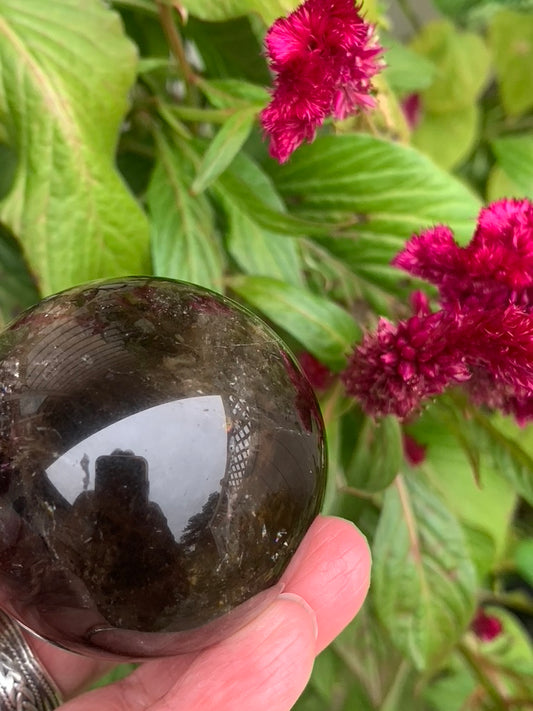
<box><xmin>180</xmin><ymin>0</ymin><xmax>298</xmax><ymax>23</ymax></box>
<box><xmin>513</xmin><ymin>539</ymin><xmax>533</xmax><ymax>586</ymax></box>
<box><xmin>185</xmin><ymin>17</ymin><xmax>269</xmax><ymax>84</ymax></box>
<box><xmin>489</xmin><ymin>10</ymin><xmax>533</xmax><ymax>117</ymax></box>
<box><xmin>230</xmin><ymin>276</ymin><xmax>359</xmax><ymax>370</ymax></box>
<box><xmin>148</xmin><ymin>136</ymin><xmax>224</xmax><ymax>291</ymax></box>
<box><xmin>0</xmin><ymin>143</ymin><xmax>16</xmax><ymax>200</ymax></box>
<box><xmin>216</xmin><ymin>168</ymin><xmax>336</xmax><ymax>236</ymax></box>
<box><xmin>486</xmin><ymin>165</ymin><xmax>529</xmax><ymax>202</ymax></box>
<box><xmin>0</xmin><ymin>0</ymin><xmax>150</xmax><ymax>295</ymax></box>
<box><xmin>382</xmin><ymin>38</ymin><xmax>436</xmax><ymax>94</ymax></box>
<box><xmin>471</xmin><ymin>607</ymin><xmax>533</xmax><ymax>685</ymax></box>
<box><xmin>335</xmin><ymin>600</ymin><xmax>410</xmax><ymax>710</ymax></box>
<box><xmin>491</xmin><ymin>134</ymin><xmax>533</xmax><ymax>195</ymax></box>
<box><xmin>191</xmin><ymin>108</ymin><xmax>256</xmax><ymax>195</ymax></box>
<box><xmin>215</xmin><ymin>152</ymin><xmax>303</xmax><ymax>285</ymax></box>
<box><xmin>268</xmin><ymin>134</ymin><xmax>481</xmax><ymax>243</ymax></box>
<box><xmin>422</xmin><ymin>653</ymin><xmax>475</xmax><ymax>711</ymax></box>
<box><xmin>410</xmin><ymin>21</ymin><xmax>491</xmax><ymax>113</ymax></box>
<box><xmin>469</xmin><ymin>411</ymin><xmax>533</xmax><ymax>505</ymax></box>
<box><xmin>413</xmin><ymin>105</ymin><xmax>479</xmax><ymax>171</ymax></box>
<box><xmin>343</xmin><ymin>415</ymin><xmax>403</xmax><ymax>493</ymax></box>
<box><xmin>0</xmin><ymin>226</ymin><xmax>39</xmax><ymax>327</ymax></box>
<box><xmin>373</xmin><ymin>475</ymin><xmax>477</xmax><ymax>670</ymax></box>
<box><xmin>409</xmin><ymin>406</ymin><xmax>517</xmax><ymax>568</ymax></box>
<box><xmin>434</xmin><ymin>0</ymin><xmax>533</xmax><ymax>21</ymax></box>
<box><xmin>200</xmin><ymin>79</ymin><xmax>269</xmax><ymax>109</ymax></box>
<box><xmin>90</xmin><ymin>664</ymin><xmax>137</xmax><ymax>689</ymax></box>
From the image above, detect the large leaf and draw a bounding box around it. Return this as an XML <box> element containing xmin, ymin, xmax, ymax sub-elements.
<box><xmin>268</xmin><ymin>134</ymin><xmax>481</xmax><ymax>243</ymax></box>
<box><xmin>489</xmin><ymin>9</ymin><xmax>533</xmax><ymax>117</ymax></box>
<box><xmin>491</xmin><ymin>134</ymin><xmax>533</xmax><ymax>195</ymax></box>
<box><xmin>268</xmin><ymin>134</ymin><xmax>481</xmax><ymax>294</ymax></box>
<box><xmin>410</xmin><ymin>21</ymin><xmax>491</xmax><ymax>113</ymax></box>
<box><xmin>230</xmin><ymin>276</ymin><xmax>359</xmax><ymax>370</ymax></box>
<box><xmin>148</xmin><ymin>136</ymin><xmax>224</xmax><ymax>291</ymax></box>
<box><xmin>180</xmin><ymin>0</ymin><xmax>298</xmax><ymax>23</ymax></box>
<box><xmin>373</xmin><ymin>475</ymin><xmax>477</xmax><ymax>670</ymax></box>
<box><xmin>413</xmin><ymin>105</ymin><xmax>479</xmax><ymax>171</ymax></box>
<box><xmin>409</xmin><ymin>406</ymin><xmax>517</xmax><ymax>575</ymax></box>
<box><xmin>0</xmin><ymin>0</ymin><xmax>150</xmax><ymax>295</ymax></box>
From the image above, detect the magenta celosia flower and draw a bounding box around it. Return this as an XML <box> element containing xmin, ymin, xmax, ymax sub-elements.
<box><xmin>343</xmin><ymin>198</ymin><xmax>533</xmax><ymax>421</ymax></box>
<box><xmin>261</xmin><ymin>0</ymin><xmax>383</xmax><ymax>163</ymax></box>
<box><xmin>342</xmin><ymin>299</ymin><xmax>533</xmax><ymax>419</ymax></box>
<box><xmin>342</xmin><ymin>307</ymin><xmax>471</xmax><ymax>418</ymax></box>
<box><xmin>393</xmin><ymin>198</ymin><xmax>533</xmax><ymax>311</ymax></box>
<box><xmin>471</xmin><ymin>609</ymin><xmax>503</xmax><ymax>642</ymax></box>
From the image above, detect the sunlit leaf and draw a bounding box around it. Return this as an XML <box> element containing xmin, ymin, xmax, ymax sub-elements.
<box><xmin>0</xmin><ymin>0</ymin><xmax>150</xmax><ymax>295</ymax></box>
<box><xmin>373</xmin><ymin>475</ymin><xmax>477</xmax><ymax>670</ymax></box>
<box><xmin>230</xmin><ymin>276</ymin><xmax>359</xmax><ymax>370</ymax></box>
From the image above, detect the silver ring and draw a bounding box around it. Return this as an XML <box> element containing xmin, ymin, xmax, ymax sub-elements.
<box><xmin>0</xmin><ymin>610</ymin><xmax>62</xmax><ymax>710</ymax></box>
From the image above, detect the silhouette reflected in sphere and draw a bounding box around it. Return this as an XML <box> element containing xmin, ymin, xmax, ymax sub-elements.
<box><xmin>0</xmin><ymin>278</ymin><xmax>326</xmax><ymax>659</ymax></box>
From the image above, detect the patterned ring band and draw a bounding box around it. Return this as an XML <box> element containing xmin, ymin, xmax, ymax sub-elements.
<box><xmin>0</xmin><ymin>610</ymin><xmax>62</xmax><ymax>711</ymax></box>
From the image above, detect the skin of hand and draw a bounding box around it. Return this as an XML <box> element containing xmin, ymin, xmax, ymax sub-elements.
<box><xmin>27</xmin><ymin>515</ymin><xmax>371</xmax><ymax>711</ymax></box>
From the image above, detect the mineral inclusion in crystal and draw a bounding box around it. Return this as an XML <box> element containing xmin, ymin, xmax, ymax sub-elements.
<box><xmin>0</xmin><ymin>278</ymin><xmax>326</xmax><ymax>659</ymax></box>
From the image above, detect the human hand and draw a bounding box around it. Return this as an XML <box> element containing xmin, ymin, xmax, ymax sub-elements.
<box><xmin>28</xmin><ymin>515</ymin><xmax>371</xmax><ymax>711</ymax></box>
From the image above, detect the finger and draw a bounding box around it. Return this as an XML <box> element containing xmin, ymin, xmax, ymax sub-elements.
<box><xmin>28</xmin><ymin>513</ymin><xmax>370</xmax><ymax>706</ymax></box>
<box><xmin>281</xmin><ymin>515</ymin><xmax>371</xmax><ymax>653</ymax></box>
<box><xmin>59</xmin><ymin>595</ymin><xmax>317</xmax><ymax>711</ymax></box>
<box><xmin>25</xmin><ymin>635</ymin><xmax>112</xmax><ymax>699</ymax></box>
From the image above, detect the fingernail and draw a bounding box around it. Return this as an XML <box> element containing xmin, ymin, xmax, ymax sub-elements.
<box><xmin>278</xmin><ymin>592</ymin><xmax>318</xmax><ymax>641</ymax></box>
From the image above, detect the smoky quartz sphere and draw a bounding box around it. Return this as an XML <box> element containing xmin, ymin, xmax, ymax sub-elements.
<box><xmin>0</xmin><ymin>277</ymin><xmax>326</xmax><ymax>659</ymax></box>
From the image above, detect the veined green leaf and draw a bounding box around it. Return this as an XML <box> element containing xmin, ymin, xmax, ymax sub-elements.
<box><xmin>268</xmin><ymin>134</ymin><xmax>481</xmax><ymax>244</ymax></box>
<box><xmin>343</xmin><ymin>415</ymin><xmax>403</xmax><ymax>492</ymax></box>
<box><xmin>148</xmin><ymin>135</ymin><xmax>223</xmax><ymax>291</ymax></box>
<box><xmin>191</xmin><ymin>108</ymin><xmax>256</xmax><ymax>195</ymax></box>
<box><xmin>0</xmin><ymin>0</ymin><xmax>150</xmax><ymax>295</ymax></box>
<box><xmin>180</xmin><ymin>0</ymin><xmax>298</xmax><ymax>23</ymax></box>
<box><xmin>230</xmin><ymin>276</ymin><xmax>359</xmax><ymax>370</ymax></box>
<box><xmin>216</xmin><ymin>169</ymin><xmax>336</xmax><ymax>236</ymax></box>
<box><xmin>373</xmin><ymin>475</ymin><xmax>477</xmax><ymax>670</ymax></box>
<box><xmin>215</xmin><ymin>152</ymin><xmax>304</xmax><ymax>285</ymax></box>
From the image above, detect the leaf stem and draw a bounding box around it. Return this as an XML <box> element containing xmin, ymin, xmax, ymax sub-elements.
<box><xmin>481</xmin><ymin>591</ymin><xmax>533</xmax><ymax>617</ymax></box>
<box><xmin>458</xmin><ymin>642</ymin><xmax>508</xmax><ymax>711</ymax></box>
<box><xmin>157</xmin><ymin>2</ymin><xmax>196</xmax><ymax>87</ymax></box>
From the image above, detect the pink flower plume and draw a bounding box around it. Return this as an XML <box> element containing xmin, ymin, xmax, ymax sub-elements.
<box><xmin>261</xmin><ymin>0</ymin><xmax>383</xmax><ymax>163</ymax></box>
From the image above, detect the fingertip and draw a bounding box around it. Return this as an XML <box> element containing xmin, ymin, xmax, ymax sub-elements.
<box><xmin>282</xmin><ymin>514</ymin><xmax>371</xmax><ymax>652</ymax></box>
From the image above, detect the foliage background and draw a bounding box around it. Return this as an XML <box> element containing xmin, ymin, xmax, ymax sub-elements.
<box><xmin>0</xmin><ymin>0</ymin><xmax>532</xmax><ymax>708</ymax></box>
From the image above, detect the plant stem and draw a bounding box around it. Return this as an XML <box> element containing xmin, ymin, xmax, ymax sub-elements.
<box><xmin>157</xmin><ymin>1</ymin><xmax>196</xmax><ymax>86</ymax></box>
<box><xmin>481</xmin><ymin>591</ymin><xmax>533</xmax><ymax>617</ymax></box>
<box><xmin>458</xmin><ymin>642</ymin><xmax>508</xmax><ymax>711</ymax></box>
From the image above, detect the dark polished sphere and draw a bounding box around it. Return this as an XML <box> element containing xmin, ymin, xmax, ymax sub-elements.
<box><xmin>0</xmin><ymin>277</ymin><xmax>326</xmax><ymax>659</ymax></box>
